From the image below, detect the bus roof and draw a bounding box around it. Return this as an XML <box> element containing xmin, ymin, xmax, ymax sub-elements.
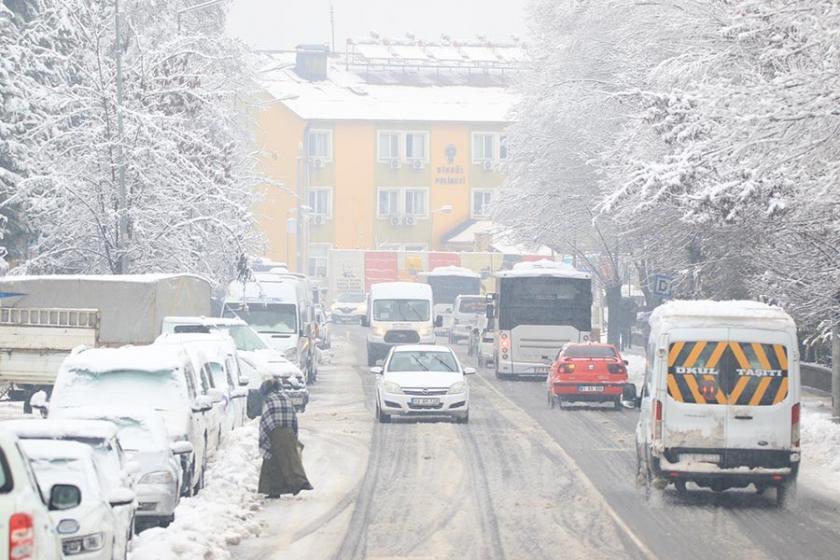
<box><xmin>495</xmin><ymin>259</ymin><xmax>590</xmax><ymax>280</ymax></box>
<box><xmin>421</xmin><ymin>266</ymin><xmax>481</xmax><ymax>279</ymax></box>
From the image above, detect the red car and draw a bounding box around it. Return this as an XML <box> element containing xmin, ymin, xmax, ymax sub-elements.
<box><xmin>547</xmin><ymin>343</ymin><xmax>628</xmax><ymax>409</ymax></box>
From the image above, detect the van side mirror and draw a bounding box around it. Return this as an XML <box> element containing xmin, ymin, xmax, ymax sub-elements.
<box><xmin>434</xmin><ymin>315</ymin><xmax>444</xmax><ymax>328</ymax></box>
<box><xmin>49</xmin><ymin>484</ymin><xmax>82</xmax><ymax>511</ymax></box>
<box><xmin>463</xmin><ymin>367</ymin><xmax>477</xmax><ymax>375</ymax></box>
<box><xmin>485</xmin><ymin>304</ymin><xmax>495</xmax><ymax>320</ymax></box>
<box><xmin>369</xmin><ymin>366</ymin><xmax>383</xmax><ymax>374</ymax></box>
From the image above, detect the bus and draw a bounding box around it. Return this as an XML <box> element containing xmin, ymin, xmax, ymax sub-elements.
<box><xmin>421</xmin><ymin>266</ymin><xmax>482</xmax><ymax>335</ymax></box>
<box><xmin>490</xmin><ymin>260</ymin><xmax>592</xmax><ymax>378</ymax></box>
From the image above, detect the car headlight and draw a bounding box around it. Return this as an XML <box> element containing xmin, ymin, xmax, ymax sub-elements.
<box><xmin>140</xmin><ymin>470</ymin><xmax>175</xmax><ymax>485</ymax></box>
<box><xmin>63</xmin><ymin>533</ymin><xmax>104</xmax><ymax>555</ymax></box>
<box><xmin>448</xmin><ymin>381</ymin><xmax>466</xmax><ymax>395</ymax></box>
<box><xmin>418</xmin><ymin>326</ymin><xmax>433</xmax><ymax>337</ymax></box>
<box><xmin>383</xmin><ymin>381</ymin><xmax>403</xmax><ymax>394</ymax></box>
<box><xmin>372</xmin><ymin>326</ymin><xmax>387</xmax><ymax>337</ymax></box>
<box><xmin>284</xmin><ymin>348</ymin><xmax>298</xmax><ymax>361</ymax></box>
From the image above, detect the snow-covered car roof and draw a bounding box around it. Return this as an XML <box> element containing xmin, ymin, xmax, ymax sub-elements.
<box><xmin>22</xmin><ymin>439</ymin><xmax>95</xmax><ymax>462</ymax></box>
<box><xmin>650</xmin><ymin>300</ymin><xmax>796</xmax><ymax>329</ymax></box>
<box><xmin>495</xmin><ymin>259</ymin><xmax>591</xmax><ymax>280</ymax></box>
<box><xmin>163</xmin><ymin>316</ymin><xmax>247</xmax><ymax>327</ymax></box>
<box><xmin>2</xmin><ymin>419</ymin><xmax>119</xmax><ymax>441</ymax></box>
<box><xmin>58</xmin><ymin>407</ymin><xmax>171</xmax><ymax>451</ymax></box>
<box><xmin>420</xmin><ymin>266</ymin><xmax>481</xmax><ymax>279</ymax></box>
<box><xmin>155</xmin><ymin>332</ymin><xmax>236</xmax><ymax>359</ymax></box>
<box><xmin>369</xmin><ymin>282</ymin><xmax>433</xmax><ymax>299</ymax></box>
<box><xmin>61</xmin><ymin>345</ymin><xmax>185</xmax><ymax>374</ymax></box>
<box><xmin>22</xmin><ymin>439</ymin><xmax>98</xmax><ymax>493</ymax></box>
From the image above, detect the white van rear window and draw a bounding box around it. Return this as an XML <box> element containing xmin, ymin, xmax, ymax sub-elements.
<box><xmin>667</xmin><ymin>341</ymin><xmax>788</xmax><ymax>406</ymax></box>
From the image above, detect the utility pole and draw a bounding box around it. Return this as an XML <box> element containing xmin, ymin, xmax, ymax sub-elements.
<box><xmin>330</xmin><ymin>3</ymin><xmax>336</xmax><ymax>53</ymax></box>
<box><xmin>114</xmin><ymin>0</ymin><xmax>129</xmax><ymax>274</ymax></box>
<box><xmin>832</xmin><ymin>323</ymin><xmax>840</xmax><ymax>423</ymax></box>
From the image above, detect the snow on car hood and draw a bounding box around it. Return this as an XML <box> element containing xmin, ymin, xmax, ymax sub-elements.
<box><xmin>384</xmin><ymin>370</ymin><xmax>464</xmax><ymax>389</ymax></box>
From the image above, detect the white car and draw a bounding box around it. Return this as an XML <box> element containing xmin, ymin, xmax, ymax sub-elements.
<box><xmin>47</xmin><ymin>346</ymin><xmax>214</xmax><ymax>498</ymax></box>
<box><xmin>22</xmin><ymin>440</ymin><xmax>135</xmax><ymax>560</ymax></box>
<box><xmin>372</xmin><ymin>345</ymin><xmax>475</xmax><ymax>424</ymax></box>
<box><xmin>2</xmin><ymin>419</ymin><xmax>137</xmax><ymax>540</ymax></box>
<box><xmin>55</xmin><ymin>408</ymin><xmax>188</xmax><ymax>530</ymax></box>
<box><xmin>330</xmin><ymin>292</ymin><xmax>367</xmax><ymax>323</ymax></box>
<box><xmin>0</xmin><ymin>429</ymin><xmax>69</xmax><ymax>560</ymax></box>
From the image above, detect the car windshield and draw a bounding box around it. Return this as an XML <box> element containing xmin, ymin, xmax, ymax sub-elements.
<box><xmin>388</xmin><ymin>351</ymin><xmax>458</xmax><ymax>372</ymax></box>
<box><xmin>337</xmin><ymin>293</ymin><xmax>366</xmax><ymax>303</ymax></box>
<box><xmin>373</xmin><ymin>299</ymin><xmax>430</xmax><ymax>322</ymax></box>
<box><xmin>564</xmin><ymin>345</ymin><xmax>617</xmax><ymax>359</ymax></box>
<box><xmin>224</xmin><ymin>325</ymin><xmax>269</xmax><ymax>351</ymax></box>
<box><xmin>458</xmin><ymin>299</ymin><xmax>486</xmax><ymax>314</ymax></box>
<box><xmin>227</xmin><ymin>303</ymin><xmax>297</xmax><ymax>334</ymax></box>
<box><xmin>107</xmin><ymin>418</ymin><xmax>167</xmax><ymax>452</ymax></box>
<box><xmin>54</xmin><ymin>369</ymin><xmax>187</xmax><ymax>412</ymax></box>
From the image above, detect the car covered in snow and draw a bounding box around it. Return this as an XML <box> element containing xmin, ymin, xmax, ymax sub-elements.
<box><xmin>53</xmin><ymin>408</ymin><xmax>188</xmax><ymax>529</ymax></box>
<box><xmin>22</xmin><ymin>440</ymin><xmax>135</xmax><ymax>560</ymax></box>
<box><xmin>546</xmin><ymin>343</ymin><xmax>629</xmax><ymax>409</ymax></box>
<box><xmin>0</xmin><ymin>429</ymin><xmax>70</xmax><ymax>560</ymax></box>
<box><xmin>371</xmin><ymin>345</ymin><xmax>475</xmax><ymax>424</ymax></box>
<box><xmin>634</xmin><ymin>300</ymin><xmax>801</xmax><ymax>505</ymax></box>
<box><xmin>46</xmin><ymin>346</ymin><xmax>214</xmax><ymax>498</ymax></box>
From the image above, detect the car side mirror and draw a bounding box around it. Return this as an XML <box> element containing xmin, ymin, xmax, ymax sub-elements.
<box><xmin>463</xmin><ymin>367</ymin><xmax>477</xmax><ymax>375</ymax></box>
<box><xmin>49</xmin><ymin>484</ymin><xmax>81</xmax><ymax>511</ymax></box>
<box><xmin>369</xmin><ymin>366</ymin><xmax>383</xmax><ymax>375</ymax></box>
<box><xmin>434</xmin><ymin>315</ymin><xmax>444</xmax><ymax>328</ymax></box>
<box><xmin>360</xmin><ymin>316</ymin><xmax>369</xmax><ymax>327</ymax></box>
<box><xmin>238</xmin><ymin>376</ymin><xmax>250</xmax><ymax>387</ymax></box>
<box><xmin>108</xmin><ymin>488</ymin><xmax>135</xmax><ymax>508</ymax></box>
<box><xmin>170</xmin><ymin>441</ymin><xmax>194</xmax><ymax>455</ymax></box>
<box><xmin>192</xmin><ymin>395</ymin><xmax>213</xmax><ymax>412</ymax></box>
<box><xmin>207</xmin><ymin>388</ymin><xmax>225</xmax><ymax>403</ymax></box>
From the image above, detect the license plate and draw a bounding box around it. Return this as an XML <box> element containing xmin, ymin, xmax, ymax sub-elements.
<box><xmin>411</xmin><ymin>397</ymin><xmax>440</xmax><ymax>406</ymax></box>
<box><xmin>680</xmin><ymin>453</ymin><xmax>720</xmax><ymax>463</ymax></box>
<box><xmin>578</xmin><ymin>385</ymin><xmax>604</xmax><ymax>392</ymax></box>
<box><xmin>534</xmin><ymin>366</ymin><xmax>550</xmax><ymax>374</ymax></box>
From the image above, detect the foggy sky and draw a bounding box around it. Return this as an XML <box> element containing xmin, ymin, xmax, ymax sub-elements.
<box><xmin>227</xmin><ymin>0</ymin><xmax>529</xmax><ymax>50</ymax></box>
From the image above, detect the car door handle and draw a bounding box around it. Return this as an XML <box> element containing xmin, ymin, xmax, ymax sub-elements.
<box><xmin>734</xmin><ymin>414</ymin><xmax>753</xmax><ymax>420</ymax></box>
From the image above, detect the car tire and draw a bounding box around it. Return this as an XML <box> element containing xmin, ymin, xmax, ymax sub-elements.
<box><xmin>674</xmin><ymin>479</ymin><xmax>688</xmax><ymax>495</ymax></box>
<box><xmin>776</xmin><ymin>480</ymin><xmax>796</xmax><ymax>507</ymax></box>
<box><xmin>454</xmin><ymin>411</ymin><xmax>469</xmax><ymax>424</ymax></box>
<box><xmin>614</xmin><ymin>397</ymin><xmax>623</xmax><ymax>411</ymax></box>
<box><xmin>377</xmin><ymin>402</ymin><xmax>391</xmax><ymax>424</ymax></box>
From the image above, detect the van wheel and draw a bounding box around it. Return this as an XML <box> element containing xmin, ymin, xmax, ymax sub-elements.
<box><xmin>755</xmin><ymin>483</ymin><xmax>767</xmax><ymax>496</ymax></box>
<box><xmin>776</xmin><ymin>481</ymin><xmax>796</xmax><ymax>507</ymax></box>
<box><xmin>674</xmin><ymin>480</ymin><xmax>688</xmax><ymax>495</ymax></box>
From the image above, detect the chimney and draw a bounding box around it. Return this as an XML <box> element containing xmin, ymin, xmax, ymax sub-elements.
<box><xmin>295</xmin><ymin>44</ymin><xmax>329</xmax><ymax>81</ymax></box>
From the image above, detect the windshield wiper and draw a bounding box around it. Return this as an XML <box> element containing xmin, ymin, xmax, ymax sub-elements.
<box><xmin>410</xmin><ymin>355</ymin><xmax>429</xmax><ymax>371</ymax></box>
<box><xmin>429</xmin><ymin>355</ymin><xmax>455</xmax><ymax>371</ymax></box>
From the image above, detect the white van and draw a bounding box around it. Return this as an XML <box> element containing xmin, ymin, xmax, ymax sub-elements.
<box><xmin>634</xmin><ymin>300</ymin><xmax>800</xmax><ymax>505</ymax></box>
<box><xmin>449</xmin><ymin>294</ymin><xmax>487</xmax><ymax>344</ymax></box>
<box><xmin>363</xmin><ymin>282</ymin><xmax>439</xmax><ymax>366</ymax></box>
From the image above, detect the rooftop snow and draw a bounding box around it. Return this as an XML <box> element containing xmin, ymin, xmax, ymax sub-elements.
<box><xmin>496</xmin><ymin>259</ymin><xmax>590</xmax><ymax>279</ymax></box>
<box><xmin>2</xmin><ymin>419</ymin><xmax>120</xmax><ymax>441</ymax></box>
<box><xmin>61</xmin><ymin>345</ymin><xmax>184</xmax><ymax>374</ymax></box>
<box><xmin>650</xmin><ymin>300</ymin><xmax>795</xmax><ymax>326</ymax></box>
<box><xmin>258</xmin><ymin>53</ymin><xmax>516</xmax><ymax>123</ymax></box>
<box><xmin>422</xmin><ymin>266</ymin><xmax>481</xmax><ymax>278</ymax></box>
<box><xmin>0</xmin><ymin>273</ymin><xmax>208</xmax><ymax>284</ymax></box>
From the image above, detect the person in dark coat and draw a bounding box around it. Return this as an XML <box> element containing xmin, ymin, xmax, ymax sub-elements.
<box><xmin>257</xmin><ymin>379</ymin><xmax>313</xmax><ymax>498</ymax></box>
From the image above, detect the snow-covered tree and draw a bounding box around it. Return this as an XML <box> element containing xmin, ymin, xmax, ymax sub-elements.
<box><xmin>5</xmin><ymin>0</ymin><xmax>262</xmax><ymax>285</ymax></box>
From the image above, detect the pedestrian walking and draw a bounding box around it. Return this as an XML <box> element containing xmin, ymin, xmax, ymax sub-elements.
<box><xmin>257</xmin><ymin>378</ymin><xmax>313</xmax><ymax>498</ymax></box>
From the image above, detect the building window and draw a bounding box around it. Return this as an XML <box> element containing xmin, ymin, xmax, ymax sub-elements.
<box><xmin>472</xmin><ymin>132</ymin><xmax>506</xmax><ymax>163</ymax></box>
<box><xmin>378</xmin><ymin>131</ymin><xmax>401</xmax><ymax>161</ymax></box>
<box><xmin>308</xmin><ymin>187</ymin><xmax>332</xmax><ymax>219</ymax></box>
<box><xmin>308</xmin><ymin>129</ymin><xmax>333</xmax><ymax>161</ymax></box>
<box><xmin>471</xmin><ymin>189</ymin><xmax>495</xmax><ymax>218</ymax></box>
<box><xmin>404</xmin><ymin>132</ymin><xmax>428</xmax><ymax>161</ymax></box>
<box><xmin>404</xmin><ymin>189</ymin><xmax>428</xmax><ymax>217</ymax></box>
<box><xmin>378</xmin><ymin>188</ymin><xmax>400</xmax><ymax>218</ymax></box>
<box><xmin>308</xmin><ymin>243</ymin><xmax>331</xmax><ymax>278</ymax></box>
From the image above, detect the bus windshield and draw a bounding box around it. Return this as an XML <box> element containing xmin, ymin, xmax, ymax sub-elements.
<box><xmin>499</xmin><ymin>276</ymin><xmax>591</xmax><ymax>332</ymax></box>
<box><xmin>426</xmin><ymin>276</ymin><xmax>481</xmax><ymax>306</ymax></box>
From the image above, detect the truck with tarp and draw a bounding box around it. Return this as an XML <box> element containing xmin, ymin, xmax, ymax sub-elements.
<box><xmin>0</xmin><ymin>274</ymin><xmax>211</xmax><ymax>409</ymax></box>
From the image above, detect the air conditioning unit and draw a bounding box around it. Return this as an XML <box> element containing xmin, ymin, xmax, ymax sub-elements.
<box><xmin>404</xmin><ymin>214</ymin><xmax>417</xmax><ymax>227</ymax></box>
<box><xmin>411</xmin><ymin>159</ymin><xmax>424</xmax><ymax>170</ymax></box>
<box><xmin>389</xmin><ymin>214</ymin><xmax>402</xmax><ymax>227</ymax></box>
<box><xmin>482</xmin><ymin>160</ymin><xmax>494</xmax><ymax>172</ymax></box>
<box><xmin>311</xmin><ymin>158</ymin><xmax>326</xmax><ymax>169</ymax></box>
<box><xmin>389</xmin><ymin>159</ymin><xmax>401</xmax><ymax>170</ymax></box>
<box><xmin>312</xmin><ymin>214</ymin><xmax>326</xmax><ymax>226</ymax></box>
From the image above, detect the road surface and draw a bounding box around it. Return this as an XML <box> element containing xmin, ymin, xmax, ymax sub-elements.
<box><xmin>235</xmin><ymin>325</ymin><xmax>840</xmax><ymax>560</ymax></box>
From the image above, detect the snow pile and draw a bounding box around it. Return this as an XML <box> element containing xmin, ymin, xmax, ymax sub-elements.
<box><xmin>130</xmin><ymin>423</ymin><xmax>263</xmax><ymax>560</ymax></box>
<box><xmin>800</xmin><ymin>405</ymin><xmax>840</xmax><ymax>486</ymax></box>
<box><xmin>624</xmin><ymin>351</ymin><xmax>646</xmax><ymax>388</ymax></box>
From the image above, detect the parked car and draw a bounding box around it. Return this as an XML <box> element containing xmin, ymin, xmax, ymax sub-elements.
<box><xmin>449</xmin><ymin>295</ymin><xmax>487</xmax><ymax>344</ymax></box>
<box><xmin>330</xmin><ymin>292</ymin><xmax>367</xmax><ymax>323</ymax></box>
<box><xmin>0</xmin><ymin>429</ymin><xmax>71</xmax><ymax>560</ymax></box>
<box><xmin>371</xmin><ymin>345</ymin><xmax>475</xmax><ymax>424</ymax></box>
<box><xmin>314</xmin><ymin>305</ymin><xmax>331</xmax><ymax>350</ymax></box>
<box><xmin>55</xmin><ymin>408</ymin><xmax>188</xmax><ymax>530</ymax></box>
<box><xmin>45</xmin><ymin>346</ymin><xmax>214</xmax><ymax>497</ymax></box>
<box><xmin>160</xmin><ymin>317</ymin><xmax>310</xmax><ymax>411</ymax></box>
<box><xmin>546</xmin><ymin>343</ymin><xmax>629</xmax><ymax>410</ymax></box>
<box><xmin>22</xmin><ymin>440</ymin><xmax>135</xmax><ymax>560</ymax></box>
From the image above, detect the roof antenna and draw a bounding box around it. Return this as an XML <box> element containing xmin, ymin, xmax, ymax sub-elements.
<box><xmin>330</xmin><ymin>2</ymin><xmax>336</xmax><ymax>53</ymax></box>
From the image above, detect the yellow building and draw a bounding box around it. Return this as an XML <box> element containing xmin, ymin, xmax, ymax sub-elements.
<box><xmin>253</xmin><ymin>40</ymin><xmax>521</xmax><ymax>276</ymax></box>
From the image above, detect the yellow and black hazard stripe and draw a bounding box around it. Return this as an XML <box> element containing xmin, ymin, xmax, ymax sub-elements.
<box><xmin>667</xmin><ymin>341</ymin><xmax>788</xmax><ymax>406</ymax></box>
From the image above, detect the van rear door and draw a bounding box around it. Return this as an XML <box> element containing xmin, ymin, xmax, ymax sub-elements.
<box><xmin>724</xmin><ymin>330</ymin><xmax>794</xmax><ymax>453</ymax></box>
<box><xmin>662</xmin><ymin>330</ymin><xmax>729</xmax><ymax>452</ymax></box>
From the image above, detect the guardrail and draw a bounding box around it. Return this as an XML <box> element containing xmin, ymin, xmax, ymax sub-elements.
<box><xmin>801</xmin><ymin>362</ymin><xmax>832</xmax><ymax>393</ymax></box>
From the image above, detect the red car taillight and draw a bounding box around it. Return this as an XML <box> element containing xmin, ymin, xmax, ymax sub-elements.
<box><xmin>653</xmin><ymin>399</ymin><xmax>663</xmax><ymax>441</ymax></box>
<box><xmin>9</xmin><ymin>513</ymin><xmax>34</xmax><ymax>560</ymax></box>
<box><xmin>558</xmin><ymin>363</ymin><xmax>576</xmax><ymax>374</ymax></box>
<box><xmin>791</xmin><ymin>403</ymin><xmax>800</xmax><ymax>447</ymax></box>
<box><xmin>607</xmin><ymin>363</ymin><xmax>626</xmax><ymax>374</ymax></box>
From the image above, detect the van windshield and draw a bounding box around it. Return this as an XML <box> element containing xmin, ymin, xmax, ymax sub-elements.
<box><xmin>458</xmin><ymin>299</ymin><xmax>486</xmax><ymax>314</ymax></box>
<box><xmin>667</xmin><ymin>340</ymin><xmax>789</xmax><ymax>406</ymax></box>
<box><xmin>373</xmin><ymin>299</ymin><xmax>430</xmax><ymax>322</ymax></box>
<box><xmin>226</xmin><ymin>303</ymin><xmax>297</xmax><ymax>334</ymax></box>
